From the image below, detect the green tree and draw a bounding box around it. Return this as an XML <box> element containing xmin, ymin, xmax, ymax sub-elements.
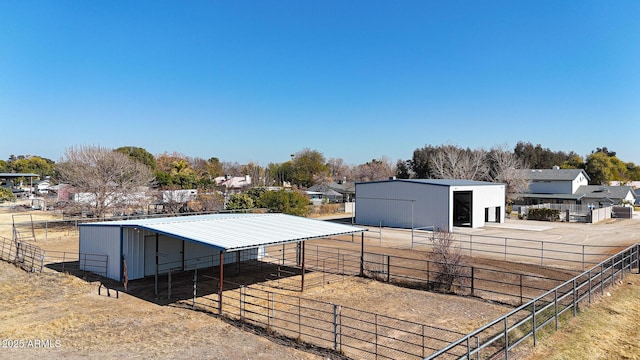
<box><xmin>267</xmin><ymin>161</ymin><xmax>293</xmax><ymax>186</ymax></box>
<box><xmin>395</xmin><ymin>159</ymin><xmax>412</xmax><ymax>179</ymax></box>
<box><xmin>9</xmin><ymin>156</ymin><xmax>55</xmax><ymax>177</ymax></box>
<box><xmin>585</xmin><ymin>152</ymin><xmax>613</xmax><ymax>185</ymax></box>
<box><xmin>258</xmin><ymin>189</ymin><xmax>310</xmax><ymax>216</ymax></box>
<box><xmin>513</xmin><ymin>141</ymin><xmax>572</xmax><ymax>169</ymax></box>
<box><xmin>0</xmin><ymin>160</ymin><xmax>8</xmax><ymax>172</ymax></box>
<box><xmin>561</xmin><ymin>154</ymin><xmax>585</xmax><ymax>169</ymax></box>
<box><xmin>411</xmin><ymin>145</ymin><xmax>437</xmax><ymax>178</ymax></box>
<box><xmin>246</xmin><ymin>187</ymin><xmax>267</xmax><ymax>205</ymax></box>
<box><xmin>225</xmin><ymin>193</ymin><xmax>254</xmax><ymax>210</ymax></box>
<box><xmin>291</xmin><ymin>148</ymin><xmax>329</xmax><ymax>188</ymax></box>
<box><xmin>154</xmin><ymin>152</ymin><xmax>197</xmax><ymax>189</ymax></box>
<box><xmin>585</xmin><ymin>149</ymin><xmax>630</xmax><ymax>185</ymax></box>
<box><xmin>626</xmin><ymin>163</ymin><xmax>640</xmax><ymax>181</ymax></box>
<box><xmin>0</xmin><ymin>187</ymin><xmax>15</xmax><ymax>202</ymax></box>
<box><xmin>114</xmin><ymin>146</ymin><xmax>157</xmax><ymax>170</ymax></box>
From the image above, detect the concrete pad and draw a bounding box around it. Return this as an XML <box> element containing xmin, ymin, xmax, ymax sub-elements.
<box><xmin>484</xmin><ymin>223</ymin><xmax>552</xmax><ymax>232</ymax></box>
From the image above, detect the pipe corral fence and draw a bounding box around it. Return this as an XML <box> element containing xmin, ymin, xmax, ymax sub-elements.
<box><xmin>426</xmin><ymin>244</ymin><xmax>639</xmax><ymax>360</ymax></box>
<box><xmin>3</xmin><ymin>215</ymin><xmax>639</xmax><ymax>359</ymax></box>
<box><xmin>146</xmin><ymin>240</ymin><xmax>638</xmax><ymax>360</ymax></box>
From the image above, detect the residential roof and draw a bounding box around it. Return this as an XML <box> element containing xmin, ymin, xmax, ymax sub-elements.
<box><xmin>519</xmin><ymin>169</ymin><xmax>590</xmax><ymax>181</ymax></box>
<box><xmin>80</xmin><ymin>213</ymin><xmax>366</xmax><ymax>252</ymax></box>
<box><xmin>357</xmin><ymin>178</ymin><xmax>503</xmax><ymax>187</ymax></box>
<box><xmin>575</xmin><ymin>185</ymin><xmax>636</xmax><ymax>200</ymax></box>
<box><xmin>517</xmin><ymin>193</ymin><xmax>585</xmax><ymax>200</ymax></box>
<box><xmin>308</xmin><ymin>181</ymin><xmax>355</xmax><ymax>194</ymax></box>
<box><xmin>0</xmin><ymin>173</ymin><xmax>40</xmax><ymax>178</ymax></box>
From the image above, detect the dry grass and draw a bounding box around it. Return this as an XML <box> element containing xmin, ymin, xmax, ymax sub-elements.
<box><xmin>0</xmin><ymin>261</ymin><xmax>325</xmax><ymax>360</ymax></box>
<box><xmin>524</xmin><ymin>273</ymin><xmax>640</xmax><ymax>360</ymax></box>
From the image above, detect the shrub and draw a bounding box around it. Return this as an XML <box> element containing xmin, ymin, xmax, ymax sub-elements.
<box><xmin>527</xmin><ymin>208</ymin><xmax>560</xmax><ymax>221</ymax></box>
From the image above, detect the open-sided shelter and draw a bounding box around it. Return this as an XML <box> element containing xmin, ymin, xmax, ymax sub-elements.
<box><xmin>355</xmin><ymin>178</ymin><xmax>506</xmax><ymax>232</ymax></box>
<box><xmin>79</xmin><ymin>213</ymin><xmax>366</xmax><ymax>284</ymax></box>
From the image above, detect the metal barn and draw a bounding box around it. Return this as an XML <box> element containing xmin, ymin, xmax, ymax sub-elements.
<box><xmin>78</xmin><ymin>213</ymin><xmax>365</xmax><ymax>283</ymax></box>
<box><xmin>355</xmin><ymin>179</ymin><xmax>506</xmax><ymax>232</ymax></box>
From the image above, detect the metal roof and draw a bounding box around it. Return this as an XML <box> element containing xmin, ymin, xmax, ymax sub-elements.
<box><xmin>357</xmin><ymin>178</ymin><xmax>503</xmax><ymax>187</ymax></box>
<box><xmin>80</xmin><ymin>213</ymin><xmax>366</xmax><ymax>252</ymax></box>
<box><xmin>519</xmin><ymin>169</ymin><xmax>590</xmax><ymax>181</ymax></box>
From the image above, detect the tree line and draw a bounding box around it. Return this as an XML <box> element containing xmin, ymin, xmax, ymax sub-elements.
<box><xmin>1</xmin><ymin>142</ymin><xmax>638</xmax><ymax>214</ymax></box>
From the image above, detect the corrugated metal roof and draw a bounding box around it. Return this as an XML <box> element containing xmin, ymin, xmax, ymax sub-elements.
<box><xmin>356</xmin><ymin>178</ymin><xmax>502</xmax><ymax>187</ymax></box>
<box><xmin>81</xmin><ymin>213</ymin><xmax>366</xmax><ymax>252</ymax></box>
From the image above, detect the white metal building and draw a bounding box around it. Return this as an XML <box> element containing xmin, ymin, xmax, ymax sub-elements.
<box><xmin>79</xmin><ymin>213</ymin><xmax>365</xmax><ymax>282</ymax></box>
<box><xmin>355</xmin><ymin>179</ymin><xmax>506</xmax><ymax>232</ymax></box>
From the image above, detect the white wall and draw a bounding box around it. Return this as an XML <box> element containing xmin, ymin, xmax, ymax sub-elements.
<box><xmin>452</xmin><ymin>184</ymin><xmax>505</xmax><ymax>228</ymax></box>
<box><xmin>355</xmin><ymin>181</ymin><xmax>450</xmax><ymax>230</ymax></box>
<box><xmin>79</xmin><ymin>226</ymin><xmax>121</xmax><ymax>280</ymax></box>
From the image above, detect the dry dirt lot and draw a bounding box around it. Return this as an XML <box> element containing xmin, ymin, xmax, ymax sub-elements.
<box><xmin>1</xmin><ymin>207</ymin><xmax>639</xmax><ymax>359</ymax></box>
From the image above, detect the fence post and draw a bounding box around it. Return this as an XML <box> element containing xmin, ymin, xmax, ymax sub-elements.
<box><xmin>168</xmin><ymin>269</ymin><xmax>172</xmax><ymax>300</ymax></box>
<box><xmin>470</xmin><ymin>267</ymin><xmax>475</xmax><ymax>296</ymax></box>
<box><xmin>193</xmin><ymin>269</ymin><xmax>197</xmax><ymax>308</ymax></box>
<box><xmin>239</xmin><ymin>285</ymin><xmax>243</xmax><ymax>319</ymax></box>
<box><xmin>333</xmin><ymin>304</ymin><xmax>339</xmax><ymax>351</ymax></box>
<box><xmin>504</xmin><ymin>238</ymin><xmax>507</xmax><ymax>261</ymax></box>
<box><xmin>532</xmin><ymin>300</ymin><xmax>537</xmax><ymax>347</ymax></box>
<box><xmin>503</xmin><ymin>317</ymin><xmax>509</xmax><ymax>360</ymax></box>
<box><xmin>375</xmin><ymin>314</ymin><xmax>378</xmax><ymax>358</ymax></box>
<box><xmin>589</xmin><ymin>269</ymin><xmax>592</xmax><ymax>304</ymax></box>
<box><xmin>270</xmin><ymin>292</ymin><xmax>274</xmax><ymax>328</ymax></box>
<box><xmin>541</xmin><ymin>242</ymin><xmax>544</xmax><ymax>266</ymax></box>
<box><xmin>519</xmin><ymin>274</ymin><xmax>523</xmax><ymax>305</ymax></box>
<box><xmin>40</xmin><ymin>252</ymin><xmax>45</xmax><ymax>273</ymax></box>
<box><xmin>637</xmin><ymin>244</ymin><xmax>640</xmax><ymax>274</ymax></box>
<box><xmin>386</xmin><ymin>255</ymin><xmax>390</xmax><ymax>282</ymax></box>
<box><xmin>582</xmin><ymin>245</ymin><xmax>585</xmax><ymax>272</ymax></box>
<box><xmin>601</xmin><ymin>264</ymin><xmax>604</xmax><ymax>296</ymax></box>
<box><xmin>572</xmin><ymin>278</ymin><xmax>577</xmax><ymax>317</ymax></box>
<box><xmin>298</xmin><ymin>297</ymin><xmax>301</xmax><ymax>338</ymax></box>
<box><xmin>421</xmin><ymin>325</ymin><xmax>425</xmax><ymax>358</ymax></box>
<box><xmin>554</xmin><ymin>289</ymin><xmax>559</xmax><ymax>331</ymax></box>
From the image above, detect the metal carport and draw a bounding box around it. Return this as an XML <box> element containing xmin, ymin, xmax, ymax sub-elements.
<box><xmin>79</xmin><ymin>213</ymin><xmax>366</xmax><ymax>312</ymax></box>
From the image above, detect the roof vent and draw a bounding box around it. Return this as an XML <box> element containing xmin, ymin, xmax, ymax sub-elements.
<box><xmin>389</xmin><ymin>176</ymin><xmax>396</xmax><ymax>181</ymax></box>
<box><xmin>552</xmin><ymin>165</ymin><xmax>560</xmax><ymax>170</ymax></box>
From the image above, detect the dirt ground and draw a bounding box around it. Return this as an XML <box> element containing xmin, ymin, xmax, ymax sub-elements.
<box><xmin>1</xmin><ymin>206</ymin><xmax>639</xmax><ymax>359</ymax></box>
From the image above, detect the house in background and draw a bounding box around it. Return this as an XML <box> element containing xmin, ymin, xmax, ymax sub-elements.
<box><xmin>307</xmin><ymin>181</ymin><xmax>355</xmax><ymax>203</ymax></box>
<box><xmin>516</xmin><ymin>167</ymin><xmax>636</xmax><ymax>207</ymax></box>
<box><xmin>574</xmin><ymin>185</ymin><xmax>637</xmax><ymax>207</ymax></box>
<box><xmin>215</xmin><ymin>175</ymin><xmax>252</xmax><ymax>193</ymax></box>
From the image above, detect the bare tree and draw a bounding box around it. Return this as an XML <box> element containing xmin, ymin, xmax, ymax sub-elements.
<box><xmin>488</xmin><ymin>146</ymin><xmax>530</xmax><ymax>205</ymax></box>
<box><xmin>430</xmin><ymin>230</ymin><xmax>470</xmax><ymax>293</ymax></box>
<box><xmin>353</xmin><ymin>156</ymin><xmax>395</xmax><ymax>182</ymax></box>
<box><xmin>56</xmin><ymin>145</ymin><xmax>154</xmax><ymax>218</ymax></box>
<box><xmin>430</xmin><ymin>145</ymin><xmax>489</xmax><ymax>180</ymax></box>
<box><xmin>327</xmin><ymin>157</ymin><xmax>349</xmax><ymax>182</ymax></box>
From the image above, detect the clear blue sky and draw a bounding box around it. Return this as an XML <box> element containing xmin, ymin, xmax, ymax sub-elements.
<box><xmin>1</xmin><ymin>1</ymin><xmax>638</xmax><ymax>166</ymax></box>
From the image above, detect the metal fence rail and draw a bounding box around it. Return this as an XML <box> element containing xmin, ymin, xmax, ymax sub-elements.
<box><xmin>0</xmin><ymin>236</ymin><xmax>45</xmax><ymax>272</ymax></box>
<box><xmin>426</xmin><ymin>243</ymin><xmax>640</xmax><ymax>359</ymax></box>
<box><xmin>405</xmin><ymin>230</ymin><xmax>618</xmax><ymax>271</ymax></box>
<box><xmin>189</xmin><ymin>278</ymin><xmax>466</xmax><ymax>360</ymax></box>
<box><xmin>0</xmin><ymin>235</ymin><xmax>108</xmax><ymax>278</ymax></box>
<box><xmin>361</xmin><ymin>252</ymin><xmax>573</xmax><ymax>306</ymax></box>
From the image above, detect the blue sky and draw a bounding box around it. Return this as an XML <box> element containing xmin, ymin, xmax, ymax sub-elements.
<box><xmin>1</xmin><ymin>1</ymin><xmax>638</xmax><ymax>166</ymax></box>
